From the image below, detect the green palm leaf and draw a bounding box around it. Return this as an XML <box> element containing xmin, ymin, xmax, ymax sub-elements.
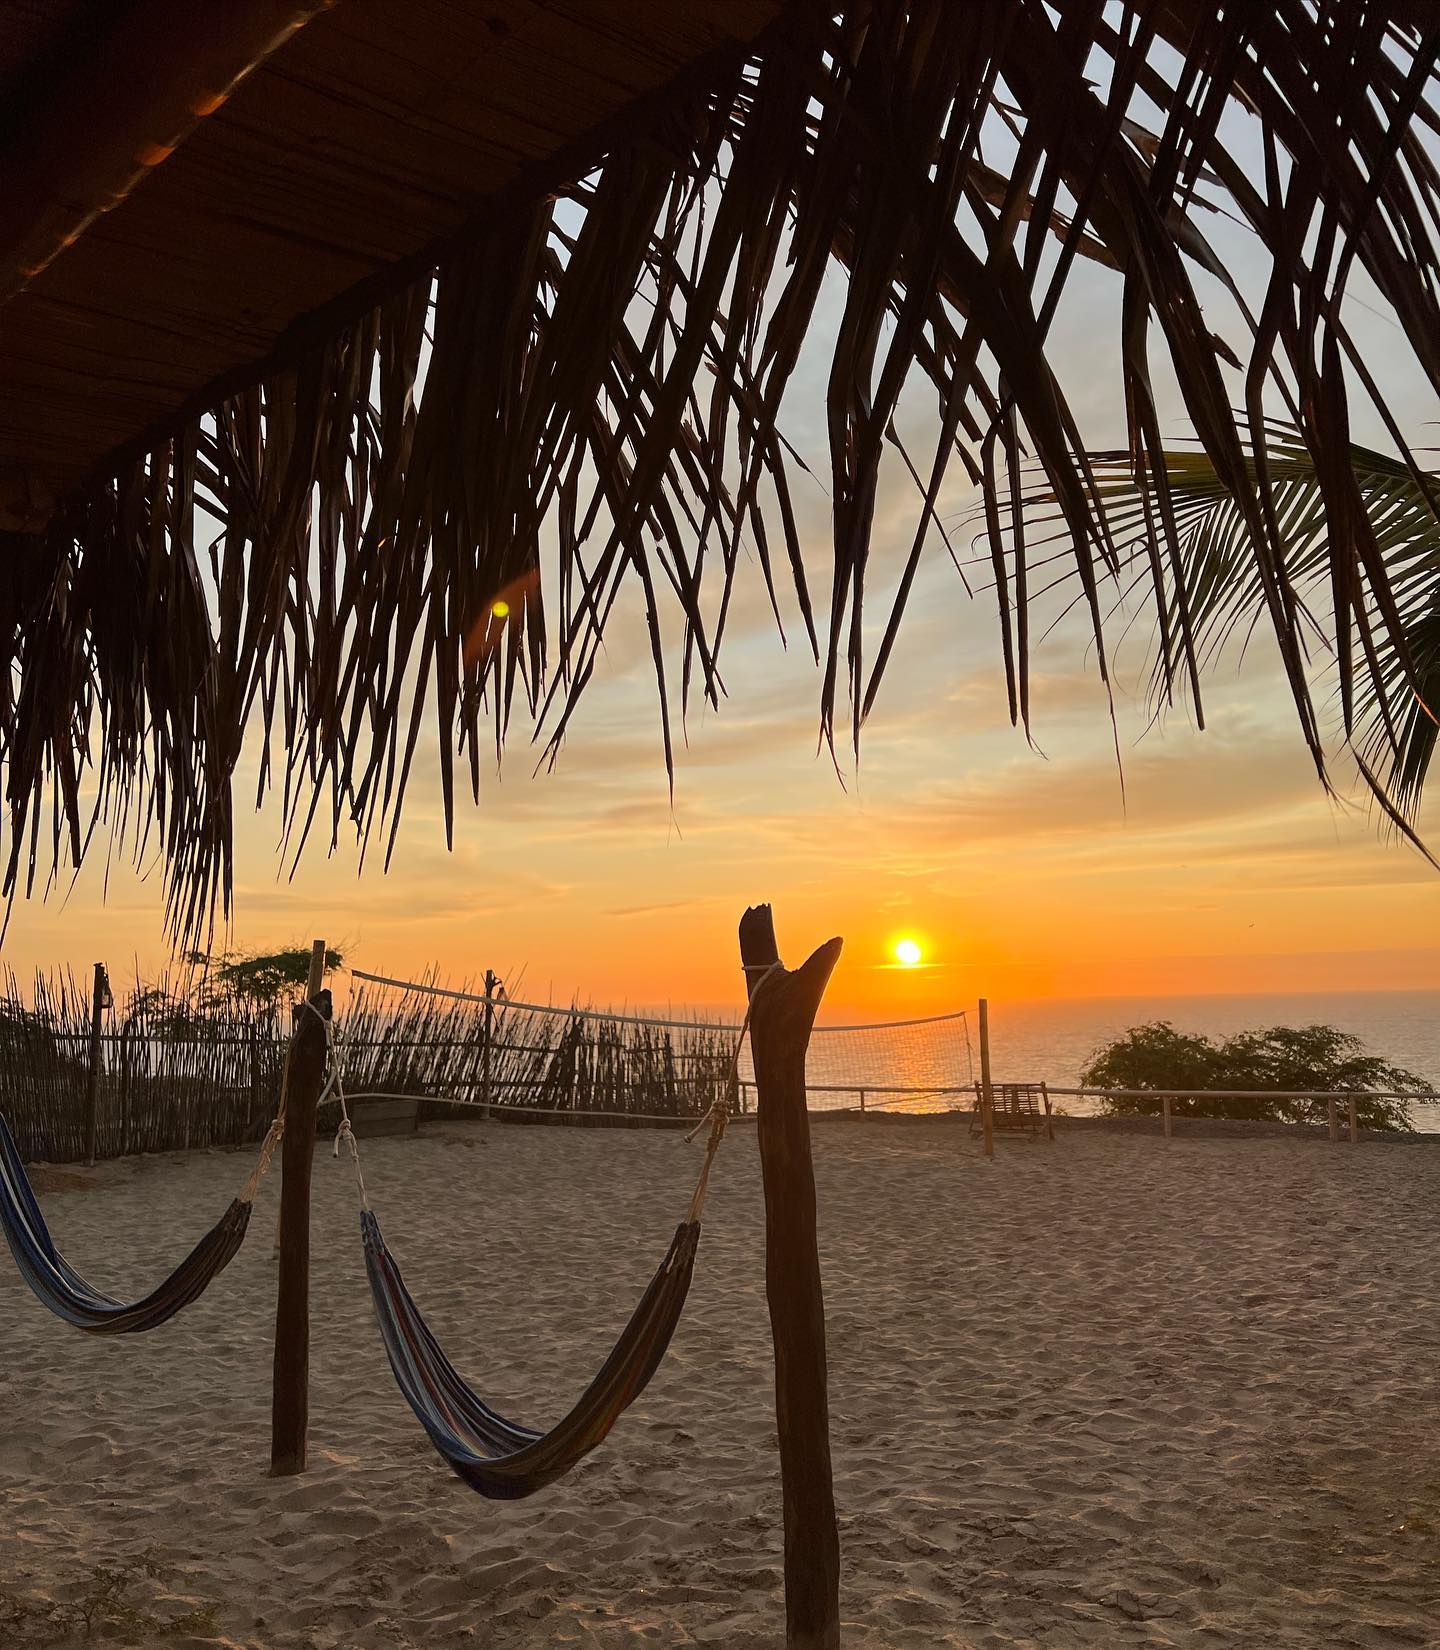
<box><xmin>1003</xmin><ymin>422</ymin><xmax>1440</xmax><ymax>826</ymax></box>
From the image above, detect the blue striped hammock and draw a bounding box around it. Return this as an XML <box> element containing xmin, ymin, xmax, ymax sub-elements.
<box><xmin>361</xmin><ymin>1209</ymin><xmax>700</xmax><ymax>1500</ymax></box>
<box><xmin>0</xmin><ymin>1111</ymin><xmax>251</xmax><ymax>1334</ymax></box>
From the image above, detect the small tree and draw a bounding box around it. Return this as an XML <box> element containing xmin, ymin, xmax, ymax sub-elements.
<box><xmin>186</xmin><ymin>947</ymin><xmax>344</xmax><ymax>1014</ymax></box>
<box><xmin>1081</xmin><ymin>1023</ymin><xmax>1229</xmax><ymax>1101</ymax></box>
<box><xmin>0</xmin><ymin>1001</ymin><xmax>78</xmax><ymax>1078</ymax></box>
<box><xmin>1081</xmin><ymin>1021</ymin><xmax>1425</xmax><ymax>1132</ymax></box>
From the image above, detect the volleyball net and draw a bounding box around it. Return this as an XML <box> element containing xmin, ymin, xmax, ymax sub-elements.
<box><xmin>342</xmin><ymin>969</ymin><xmax>975</xmax><ymax>1125</ymax></box>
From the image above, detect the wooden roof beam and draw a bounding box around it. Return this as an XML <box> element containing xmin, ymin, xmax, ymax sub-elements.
<box><xmin>0</xmin><ymin>0</ymin><xmax>337</xmax><ymax>308</ymax></box>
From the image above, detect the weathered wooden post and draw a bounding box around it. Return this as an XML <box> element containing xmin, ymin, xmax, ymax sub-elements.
<box><xmin>977</xmin><ymin>996</ymin><xmax>995</xmax><ymax>1159</ymax></box>
<box><xmin>1327</xmin><ymin>1096</ymin><xmax>1339</xmax><ymax>1143</ymax></box>
<box><xmin>271</xmin><ymin>940</ymin><xmax>330</xmax><ymax>1477</ymax></box>
<box><xmin>1347</xmin><ymin>1096</ymin><xmax>1359</xmax><ymax>1145</ymax></box>
<box><xmin>481</xmin><ymin>967</ymin><xmax>498</xmax><ymax>1119</ymax></box>
<box><xmin>83</xmin><ymin>962</ymin><xmax>111</xmax><ymax>1166</ymax></box>
<box><xmin>1041</xmin><ymin>1079</ymin><xmax>1054</xmax><ymax>1143</ymax></box>
<box><xmin>1162</xmin><ymin>1094</ymin><xmax>1173</xmax><ymax>1139</ymax></box>
<box><xmin>739</xmin><ymin>904</ymin><xmax>842</xmax><ymax>1650</ymax></box>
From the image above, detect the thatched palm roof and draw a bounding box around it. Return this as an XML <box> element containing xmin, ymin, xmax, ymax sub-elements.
<box><xmin>2</xmin><ymin>1</ymin><xmax>1438</xmax><ymax>938</ymax></box>
<box><xmin>0</xmin><ymin>0</ymin><xmax>781</xmax><ymax>503</ymax></box>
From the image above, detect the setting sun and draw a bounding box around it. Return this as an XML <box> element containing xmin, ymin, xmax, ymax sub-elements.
<box><xmin>894</xmin><ymin>937</ymin><xmax>923</xmax><ymax>968</ymax></box>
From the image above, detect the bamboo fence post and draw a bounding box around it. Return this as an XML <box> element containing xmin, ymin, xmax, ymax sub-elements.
<box><xmin>1348</xmin><ymin>1097</ymin><xmax>1359</xmax><ymax>1145</ymax></box>
<box><xmin>271</xmin><ymin>940</ymin><xmax>330</xmax><ymax>1477</ymax></box>
<box><xmin>118</xmin><ymin>1020</ymin><xmax>132</xmax><ymax>1158</ymax></box>
<box><xmin>978</xmin><ymin>997</ymin><xmax>995</xmax><ymax>1159</ymax></box>
<box><xmin>481</xmin><ymin>968</ymin><xmax>497</xmax><ymax>1120</ymax></box>
<box><xmin>1162</xmin><ymin>1094</ymin><xmax>1173</xmax><ymax>1139</ymax></box>
<box><xmin>83</xmin><ymin>962</ymin><xmax>110</xmax><ymax>1166</ymax></box>
<box><xmin>248</xmin><ymin>1019</ymin><xmax>264</xmax><ymax>1138</ymax></box>
<box><xmin>1327</xmin><ymin>1096</ymin><xmax>1339</xmax><ymax>1143</ymax></box>
<box><xmin>739</xmin><ymin>904</ymin><xmax>842</xmax><ymax>1650</ymax></box>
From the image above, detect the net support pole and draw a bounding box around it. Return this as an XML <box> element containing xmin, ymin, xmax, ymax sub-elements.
<box><xmin>481</xmin><ymin>968</ymin><xmax>497</xmax><ymax>1120</ymax></box>
<box><xmin>977</xmin><ymin>997</ymin><xmax>994</xmax><ymax>1159</ymax></box>
<box><xmin>271</xmin><ymin>940</ymin><xmax>329</xmax><ymax>1477</ymax></box>
<box><xmin>1348</xmin><ymin>1097</ymin><xmax>1359</xmax><ymax>1145</ymax></box>
<box><xmin>84</xmin><ymin>962</ymin><xmax>109</xmax><ymax>1166</ymax></box>
<box><xmin>739</xmin><ymin>904</ymin><xmax>842</xmax><ymax>1650</ymax></box>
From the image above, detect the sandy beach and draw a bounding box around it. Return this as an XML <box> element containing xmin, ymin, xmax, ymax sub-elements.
<box><xmin>2</xmin><ymin>1117</ymin><xmax>1438</xmax><ymax>1649</ymax></box>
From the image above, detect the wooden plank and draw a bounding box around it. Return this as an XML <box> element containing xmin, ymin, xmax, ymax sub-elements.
<box><xmin>0</xmin><ymin>0</ymin><xmax>336</xmax><ymax>306</ymax></box>
<box><xmin>350</xmin><ymin>1098</ymin><xmax>418</xmax><ymax>1136</ymax></box>
<box><xmin>0</xmin><ymin>0</ymin><xmax>784</xmax><ymax>501</ymax></box>
<box><xmin>739</xmin><ymin>904</ymin><xmax>842</xmax><ymax>1650</ymax></box>
<box><xmin>270</xmin><ymin>939</ymin><xmax>329</xmax><ymax>1477</ymax></box>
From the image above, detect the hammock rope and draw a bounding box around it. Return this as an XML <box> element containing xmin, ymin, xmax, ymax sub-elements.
<box><xmin>0</xmin><ymin>1012</ymin><xmax>300</xmax><ymax>1334</ymax></box>
<box><xmin>329</xmin><ymin>963</ymin><xmax>779</xmax><ymax>1499</ymax></box>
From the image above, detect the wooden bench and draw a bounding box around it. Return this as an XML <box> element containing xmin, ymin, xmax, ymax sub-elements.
<box><xmin>970</xmin><ymin>1081</ymin><xmax>1054</xmax><ymax>1141</ymax></box>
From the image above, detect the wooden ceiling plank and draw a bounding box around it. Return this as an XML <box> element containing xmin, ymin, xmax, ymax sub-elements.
<box><xmin>0</xmin><ymin>0</ymin><xmax>788</xmax><ymax>500</ymax></box>
<box><xmin>0</xmin><ymin>0</ymin><xmax>337</xmax><ymax>304</ymax></box>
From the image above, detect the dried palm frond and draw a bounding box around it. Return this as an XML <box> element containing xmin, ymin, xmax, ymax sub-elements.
<box><xmin>4</xmin><ymin>0</ymin><xmax>1440</xmax><ymax>940</ymax></box>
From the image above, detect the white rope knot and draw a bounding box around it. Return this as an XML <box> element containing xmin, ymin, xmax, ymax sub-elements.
<box><xmin>239</xmin><ymin>1114</ymin><xmax>285</xmax><ymax>1205</ymax></box>
<box><xmin>684</xmin><ymin>1102</ymin><xmax>727</xmax><ymax>1146</ymax></box>
<box><xmin>308</xmin><ymin>1007</ymin><xmax>371</xmax><ymax>1211</ymax></box>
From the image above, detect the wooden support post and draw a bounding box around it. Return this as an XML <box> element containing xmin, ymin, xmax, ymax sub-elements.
<box><xmin>977</xmin><ymin>997</ymin><xmax>995</xmax><ymax>1159</ymax></box>
<box><xmin>84</xmin><ymin>962</ymin><xmax>110</xmax><ymax>1166</ymax></box>
<box><xmin>1348</xmin><ymin>1097</ymin><xmax>1359</xmax><ymax>1145</ymax></box>
<box><xmin>270</xmin><ymin>940</ymin><xmax>330</xmax><ymax>1477</ymax></box>
<box><xmin>1328</xmin><ymin>1097</ymin><xmax>1339</xmax><ymax>1143</ymax></box>
<box><xmin>858</xmin><ymin>1088</ymin><xmax>866</xmax><ymax>1114</ymax></box>
<box><xmin>1041</xmin><ymin>1080</ymin><xmax>1054</xmax><ymax>1143</ymax></box>
<box><xmin>739</xmin><ymin>905</ymin><xmax>842</xmax><ymax>1650</ymax></box>
<box><xmin>481</xmin><ymin>968</ymin><xmax>497</xmax><ymax>1120</ymax></box>
<box><xmin>1162</xmin><ymin>1094</ymin><xmax>1173</xmax><ymax>1139</ymax></box>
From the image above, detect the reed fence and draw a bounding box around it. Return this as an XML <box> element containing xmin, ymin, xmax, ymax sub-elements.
<box><xmin>0</xmin><ymin>970</ymin><xmax>738</xmax><ymax>1164</ymax></box>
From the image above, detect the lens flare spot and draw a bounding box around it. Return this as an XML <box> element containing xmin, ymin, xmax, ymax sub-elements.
<box><xmin>491</xmin><ymin>599</ymin><xmax>510</xmax><ymax>619</ymax></box>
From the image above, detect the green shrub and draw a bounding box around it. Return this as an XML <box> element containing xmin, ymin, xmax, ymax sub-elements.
<box><xmin>1080</xmin><ymin>1021</ymin><xmax>1426</xmax><ymax>1131</ymax></box>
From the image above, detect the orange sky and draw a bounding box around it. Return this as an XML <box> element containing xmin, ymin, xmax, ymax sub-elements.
<box><xmin>7</xmin><ymin>561</ymin><xmax>1436</xmax><ymax>1016</ymax></box>
<box><xmin>5</xmin><ymin>241</ymin><xmax>1439</xmax><ymax>1011</ymax></box>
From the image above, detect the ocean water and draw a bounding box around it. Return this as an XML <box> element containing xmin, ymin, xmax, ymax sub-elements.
<box><xmin>792</xmin><ymin>990</ymin><xmax>1440</xmax><ymax>1132</ymax></box>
